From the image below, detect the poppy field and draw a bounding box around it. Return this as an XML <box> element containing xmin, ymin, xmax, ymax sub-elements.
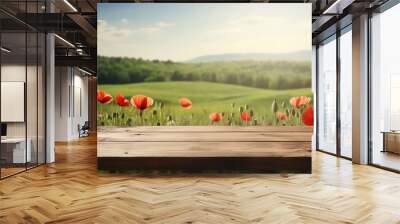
<box><xmin>97</xmin><ymin>81</ymin><xmax>313</xmax><ymax>127</ymax></box>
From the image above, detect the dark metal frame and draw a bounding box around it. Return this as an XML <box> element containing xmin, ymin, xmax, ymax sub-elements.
<box><xmin>336</xmin><ymin>20</ymin><xmax>341</xmax><ymax>157</ymax></box>
<box><xmin>367</xmin><ymin>10</ymin><xmax>373</xmax><ymax>166</ymax></box>
<box><xmin>315</xmin><ymin>44</ymin><xmax>319</xmax><ymax>151</ymax></box>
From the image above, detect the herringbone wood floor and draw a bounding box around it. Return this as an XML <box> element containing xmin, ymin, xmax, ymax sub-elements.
<box><xmin>1</xmin><ymin>135</ymin><xmax>400</xmax><ymax>224</ymax></box>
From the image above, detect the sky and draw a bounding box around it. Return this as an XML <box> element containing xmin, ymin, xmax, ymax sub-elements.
<box><xmin>98</xmin><ymin>4</ymin><xmax>311</xmax><ymax>61</ymax></box>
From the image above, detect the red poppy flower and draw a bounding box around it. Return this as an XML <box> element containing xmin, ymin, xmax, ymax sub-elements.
<box><xmin>130</xmin><ymin>95</ymin><xmax>154</xmax><ymax>110</ymax></box>
<box><xmin>290</xmin><ymin>96</ymin><xmax>310</xmax><ymax>109</ymax></box>
<box><xmin>240</xmin><ymin>111</ymin><xmax>251</xmax><ymax>121</ymax></box>
<box><xmin>179</xmin><ymin>97</ymin><xmax>192</xmax><ymax>109</ymax></box>
<box><xmin>97</xmin><ymin>90</ymin><xmax>113</xmax><ymax>104</ymax></box>
<box><xmin>302</xmin><ymin>107</ymin><xmax>314</xmax><ymax>126</ymax></box>
<box><xmin>209</xmin><ymin>112</ymin><xmax>223</xmax><ymax>122</ymax></box>
<box><xmin>115</xmin><ymin>94</ymin><xmax>130</xmax><ymax>107</ymax></box>
<box><xmin>276</xmin><ymin>111</ymin><xmax>287</xmax><ymax>121</ymax></box>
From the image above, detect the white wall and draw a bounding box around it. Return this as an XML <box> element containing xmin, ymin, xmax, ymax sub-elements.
<box><xmin>1</xmin><ymin>65</ymin><xmax>26</xmax><ymax>139</ymax></box>
<box><xmin>71</xmin><ymin>72</ymin><xmax>89</xmax><ymax>138</ymax></box>
<box><xmin>1</xmin><ymin>63</ymin><xmax>46</xmax><ymax>164</ymax></box>
<box><xmin>55</xmin><ymin>67</ymin><xmax>89</xmax><ymax>141</ymax></box>
<box><xmin>55</xmin><ymin>66</ymin><xmax>70</xmax><ymax>141</ymax></box>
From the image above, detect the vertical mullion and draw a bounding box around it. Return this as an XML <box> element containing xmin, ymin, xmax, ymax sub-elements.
<box><xmin>44</xmin><ymin>35</ymin><xmax>47</xmax><ymax>164</ymax></box>
<box><xmin>315</xmin><ymin>45</ymin><xmax>320</xmax><ymax>150</ymax></box>
<box><xmin>36</xmin><ymin>0</ymin><xmax>39</xmax><ymax>167</ymax></box>
<box><xmin>336</xmin><ymin>29</ymin><xmax>341</xmax><ymax>157</ymax></box>
<box><xmin>73</xmin><ymin>68</ymin><xmax>75</xmax><ymax>118</ymax></box>
<box><xmin>25</xmin><ymin>0</ymin><xmax>28</xmax><ymax>171</ymax></box>
<box><xmin>367</xmin><ymin>11</ymin><xmax>373</xmax><ymax>165</ymax></box>
<box><xmin>44</xmin><ymin>0</ymin><xmax>48</xmax><ymax>164</ymax></box>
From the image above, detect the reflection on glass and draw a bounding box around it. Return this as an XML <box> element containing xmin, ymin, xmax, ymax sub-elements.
<box><xmin>318</xmin><ymin>37</ymin><xmax>337</xmax><ymax>154</ymax></box>
<box><xmin>371</xmin><ymin>3</ymin><xmax>400</xmax><ymax>171</ymax></box>
<box><xmin>27</xmin><ymin>31</ymin><xmax>38</xmax><ymax>169</ymax></box>
<box><xmin>38</xmin><ymin>33</ymin><xmax>46</xmax><ymax>165</ymax></box>
<box><xmin>340</xmin><ymin>29</ymin><xmax>352</xmax><ymax>158</ymax></box>
<box><xmin>0</xmin><ymin>1</ymin><xmax>46</xmax><ymax>178</ymax></box>
<box><xmin>1</xmin><ymin>31</ymin><xmax>27</xmax><ymax>177</ymax></box>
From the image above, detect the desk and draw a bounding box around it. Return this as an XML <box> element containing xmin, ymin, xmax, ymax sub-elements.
<box><xmin>382</xmin><ymin>131</ymin><xmax>400</xmax><ymax>154</ymax></box>
<box><xmin>1</xmin><ymin>138</ymin><xmax>31</xmax><ymax>163</ymax></box>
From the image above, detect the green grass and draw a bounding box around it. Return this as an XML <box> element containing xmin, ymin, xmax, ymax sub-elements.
<box><xmin>98</xmin><ymin>81</ymin><xmax>312</xmax><ymax>126</ymax></box>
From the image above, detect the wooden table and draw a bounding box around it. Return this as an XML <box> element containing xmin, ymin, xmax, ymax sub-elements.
<box><xmin>1</xmin><ymin>138</ymin><xmax>32</xmax><ymax>168</ymax></box>
<box><xmin>97</xmin><ymin>126</ymin><xmax>312</xmax><ymax>173</ymax></box>
<box><xmin>381</xmin><ymin>131</ymin><xmax>400</xmax><ymax>154</ymax></box>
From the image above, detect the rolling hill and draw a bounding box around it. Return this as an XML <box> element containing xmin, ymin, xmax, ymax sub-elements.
<box><xmin>186</xmin><ymin>51</ymin><xmax>311</xmax><ymax>63</ymax></box>
<box><xmin>98</xmin><ymin>56</ymin><xmax>312</xmax><ymax>90</ymax></box>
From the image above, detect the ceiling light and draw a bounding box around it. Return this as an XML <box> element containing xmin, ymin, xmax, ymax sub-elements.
<box><xmin>76</xmin><ymin>48</ymin><xmax>85</xmax><ymax>55</ymax></box>
<box><xmin>1</xmin><ymin>47</ymin><xmax>11</xmax><ymax>53</ymax></box>
<box><xmin>54</xmin><ymin>34</ymin><xmax>75</xmax><ymax>48</ymax></box>
<box><xmin>63</xmin><ymin>0</ymin><xmax>78</xmax><ymax>12</ymax></box>
<box><xmin>323</xmin><ymin>0</ymin><xmax>354</xmax><ymax>15</ymax></box>
<box><xmin>78</xmin><ymin>67</ymin><xmax>92</xmax><ymax>76</ymax></box>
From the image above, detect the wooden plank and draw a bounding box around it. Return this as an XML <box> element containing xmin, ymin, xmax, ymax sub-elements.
<box><xmin>97</xmin><ymin>141</ymin><xmax>311</xmax><ymax>158</ymax></box>
<box><xmin>98</xmin><ymin>126</ymin><xmax>313</xmax><ymax>133</ymax></box>
<box><xmin>97</xmin><ymin>126</ymin><xmax>312</xmax><ymax>173</ymax></box>
<box><xmin>98</xmin><ymin>130</ymin><xmax>312</xmax><ymax>142</ymax></box>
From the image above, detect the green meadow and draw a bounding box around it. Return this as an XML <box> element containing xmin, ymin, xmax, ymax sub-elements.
<box><xmin>98</xmin><ymin>81</ymin><xmax>312</xmax><ymax>126</ymax></box>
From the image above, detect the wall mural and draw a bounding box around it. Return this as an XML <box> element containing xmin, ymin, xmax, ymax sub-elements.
<box><xmin>97</xmin><ymin>4</ymin><xmax>313</xmax><ymax>127</ymax></box>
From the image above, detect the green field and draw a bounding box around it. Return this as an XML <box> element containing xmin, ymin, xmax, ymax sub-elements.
<box><xmin>98</xmin><ymin>81</ymin><xmax>312</xmax><ymax>126</ymax></box>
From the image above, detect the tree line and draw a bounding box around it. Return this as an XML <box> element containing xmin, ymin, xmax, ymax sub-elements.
<box><xmin>98</xmin><ymin>56</ymin><xmax>311</xmax><ymax>90</ymax></box>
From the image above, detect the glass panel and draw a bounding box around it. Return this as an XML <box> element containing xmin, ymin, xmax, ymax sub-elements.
<box><xmin>26</xmin><ymin>0</ymin><xmax>40</xmax><ymax>169</ymax></box>
<box><xmin>27</xmin><ymin>30</ymin><xmax>38</xmax><ymax>169</ymax></box>
<box><xmin>317</xmin><ymin>37</ymin><xmax>337</xmax><ymax>154</ymax></box>
<box><xmin>371</xmin><ymin>4</ymin><xmax>400</xmax><ymax>171</ymax></box>
<box><xmin>0</xmin><ymin>1</ymin><xmax>46</xmax><ymax>178</ymax></box>
<box><xmin>1</xmin><ymin>31</ymin><xmax>27</xmax><ymax>177</ymax></box>
<box><xmin>339</xmin><ymin>29</ymin><xmax>352</xmax><ymax>158</ymax></box>
<box><xmin>38</xmin><ymin>33</ymin><xmax>45</xmax><ymax>165</ymax></box>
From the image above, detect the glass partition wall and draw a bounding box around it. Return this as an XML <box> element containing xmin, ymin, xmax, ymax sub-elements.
<box><xmin>317</xmin><ymin>35</ymin><xmax>337</xmax><ymax>154</ymax></box>
<box><xmin>0</xmin><ymin>3</ymin><xmax>46</xmax><ymax>179</ymax></box>
<box><xmin>316</xmin><ymin>25</ymin><xmax>352</xmax><ymax>159</ymax></box>
<box><xmin>370</xmin><ymin>3</ymin><xmax>400</xmax><ymax>171</ymax></box>
<box><xmin>339</xmin><ymin>27</ymin><xmax>352</xmax><ymax>159</ymax></box>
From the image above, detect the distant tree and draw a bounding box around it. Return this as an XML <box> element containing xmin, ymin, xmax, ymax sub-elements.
<box><xmin>97</xmin><ymin>56</ymin><xmax>311</xmax><ymax>90</ymax></box>
<box><xmin>171</xmin><ymin>70</ymin><xmax>184</xmax><ymax>81</ymax></box>
<box><xmin>255</xmin><ymin>76</ymin><xmax>270</xmax><ymax>89</ymax></box>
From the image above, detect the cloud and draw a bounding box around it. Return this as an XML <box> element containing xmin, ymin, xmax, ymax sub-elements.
<box><xmin>207</xmin><ymin>27</ymin><xmax>241</xmax><ymax>35</ymax></box>
<box><xmin>133</xmin><ymin>27</ymin><xmax>160</xmax><ymax>34</ymax></box>
<box><xmin>235</xmin><ymin>16</ymin><xmax>283</xmax><ymax>25</ymax></box>
<box><xmin>132</xmin><ymin>21</ymin><xmax>176</xmax><ymax>34</ymax></box>
<box><xmin>156</xmin><ymin>21</ymin><xmax>176</xmax><ymax>28</ymax></box>
<box><xmin>98</xmin><ymin>20</ymin><xmax>131</xmax><ymax>41</ymax></box>
<box><xmin>97</xmin><ymin>18</ymin><xmax>176</xmax><ymax>41</ymax></box>
<box><xmin>207</xmin><ymin>15</ymin><xmax>286</xmax><ymax>36</ymax></box>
